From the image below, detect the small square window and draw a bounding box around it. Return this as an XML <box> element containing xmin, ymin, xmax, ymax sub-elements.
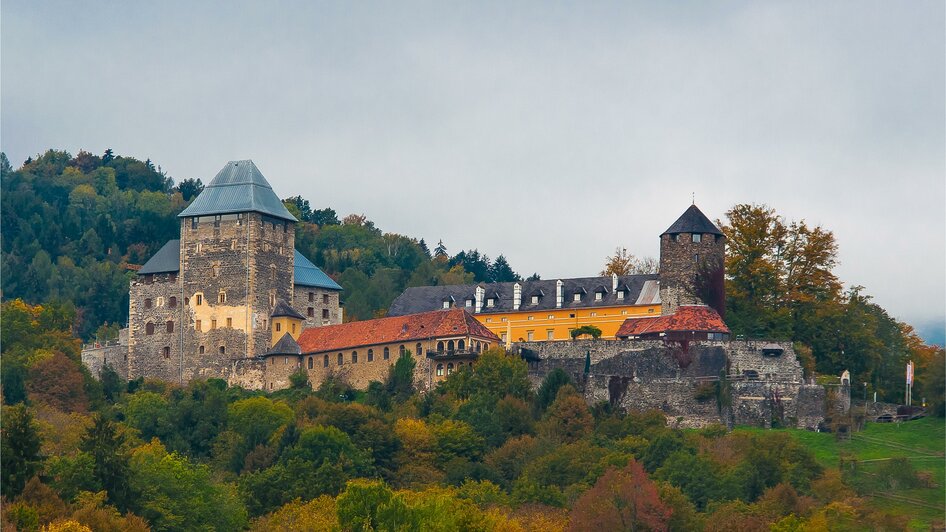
<box><xmin>595</xmin><ymin>292</ymin><xmax>603</xmax><ymax>301</ymax></box>
<box><xmin>308</xmin><ymin>307</ymin><xmax>314</xmax><ymax>317</ymax></box>
<box><xmin>531</xmin><ymin>295</ymin><xmax>539</xmax><ymax>305</ymax></box>
<box><xmin>322</xmin><ymin>308</ymin><xmax>329</xmax><ymax>319</ymax></box>
<box><xmin>443</xmin><ymin>301</ymin><xmax>450</xmax><ymax>309</ymax></box>
<box><xmin>547</xmin><ymin>330</ymin><xmax>554</xmax><ymax>340</ymax></box>
<box><xmin>692</xmin><ymin>234</ymin><xmax>701</xmax><ymax>243</ymax></box>
<box><xmin>323</xmin><ymin>294</ymin><xmax>329</xmax><ymax>304</ymax></box>
<box><xmin>486</xmin><ymin>298</ymin><xmax>495</xmax><ymax>308</ymax></box>
<box><xmin>573</xmin><ymin>293</ymin><xmax>581</xmax><ymax>302</ymax></box>
<box><xmin>617</xmin><ymin>291</ymin><xmax>625</xmax><ymax>300</ymax></box>
<box><xmin>527</xmin><ymin>330</ymin><xmax>534</xmax><ymax>341</ymax></box>
<box><xmin>548</xmin><ymin>314</ymin><xmax>554</xmax><ymax>319</ymax></box>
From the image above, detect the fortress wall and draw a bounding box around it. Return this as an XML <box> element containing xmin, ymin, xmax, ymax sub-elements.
<box><xmin>293</xmin><ymin>287</ymin><xmax>342</xmax><ymax>329</ymax></box>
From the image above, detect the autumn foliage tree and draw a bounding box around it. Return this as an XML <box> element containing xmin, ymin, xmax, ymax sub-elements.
<box><xmin>569</xmin><ymin>458</ymin><xmax>672</xmax><ymax>531</ymax></box>
<box><xmin>600</xmin><ymin>247</ymin><xmax>659</xmax><ymax>276</ymax></box>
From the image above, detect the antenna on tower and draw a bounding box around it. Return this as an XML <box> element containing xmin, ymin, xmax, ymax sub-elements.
<box><xmin>692</xmin><ymin>192</ymin><xmax>695</xmax><ymax>205</ymax></box>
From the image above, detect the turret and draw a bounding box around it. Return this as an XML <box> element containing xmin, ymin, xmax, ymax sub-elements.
<box><xmin>271</xmin><ymin>299</ymin><xmax>305</xmax><ymax>346</ymax></box>
<box><xmin>658</xmin><ymin>204</ymin><xmax>726</xmax><ymax>316</ymax></box>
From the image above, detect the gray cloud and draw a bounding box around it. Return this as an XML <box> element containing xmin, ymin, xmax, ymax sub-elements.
<box><xmin>3</xmin><ymin>1</ymin><xmax>943</xmax><ymax>331</ymax></box>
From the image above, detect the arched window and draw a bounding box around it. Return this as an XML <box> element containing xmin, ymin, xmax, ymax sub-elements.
<box><xmin>447</xmin><ymin>340</ymin><xmax>455</xmax><ymax>353</ymax></box>
<box><xmin>323</xmin><ymin>354</ymin><xmax>329</xmax><ymax>367</ymax></box>
<box><xmin>476</xmin><ymin>341</ymin><xmax>481</xmax><ymax>352</ymax></box>
<box><xmin>447</xmin><ymin>363</ymin><xmax>454</xmax><ymax>375</ymax></box>
<box><xmin>458</xmin><ymin>339</ymin><xmax>465</xmax><ymax>351</ymax></box>
<box><xmin>338</xmin><ymin>353</ymin><xmax>343</xmax><ymax>365</ymax></box>
<box><xmin>367</xmin><ymin>349</ymin><xmax>374</xmax><ymax>362</ymax></box>
<box><xmin>219</xmin><ymin>346</ymin><xmax>226</xmax><ymax>355</ymax></box>
<box><xmin>166</xmin><ymin>321</ymin><xmax>174</xmax><ymax>333</ymax></box>
<box><xmin>352</xmin><ymin>351</ymin><xmax>358</xmax><ymax>363</ymax></box>
<box><xmin>145</xmin><ymin>322</ymin><xmax>154</xmax><ymax>335</ymax></box>
<box><xmin>416</xmin><ymin>343</ymin><xmax>422</xmax><ymax>356</ymax></box>
<box><xmin>199</xmin><ymin>345</ymin><xmax>205</xmax><ymax>354</ymax></box>
<box><xmin>308</xmin><ymin>357</ymin><xmax>313</xmax><ymax>369</ymax></box>
<box><xmin>399</xmin><ymin>345</ymin><xmax>405</xmax><ymax>356</ymax></box>
<box><xmin>163</xmin><ymin>347</ymin><xmax>170</xmax><ymax>359</ymax></box>
<box><xmin>437</xmin><ymin>341</ymin><xmax>444</xmax><ymax>353</ymax></box>
<box><xmin>436</xmin><ymin>363</ymin><xmax>444</xmax><ymax>376</ymax></box>
<box><xmin>144</xmin><ymin>298</ymin><xmax>153</xmax><ymax>309</ymax></box>
<box><xmin>218</xmin><ymin>291</ymin><xmax>226</xmax><ymax>303</ymax></box>
<box><xmin>383</xmin><ymin>347</ymin><xmax>390</xmax><ymax>360</ymax></box>
<box><xmin>169</xmin><ymin>296</ymin><xmax>177</xmax><ymax>308</ymax></box>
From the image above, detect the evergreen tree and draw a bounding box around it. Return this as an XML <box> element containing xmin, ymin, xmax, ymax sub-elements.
<box><xmin>81</xmin><ymin>415</ymin><xmax>135</xmax><ymax>511</ymax></box>
<box><xmin>0</xmin><ymin>404</ymin><xmax>42</xmax><ymax>497</ymax></box>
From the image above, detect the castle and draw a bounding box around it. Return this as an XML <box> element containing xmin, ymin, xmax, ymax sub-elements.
<box><xmin>82</xmin><ymin>160</ymin><xmax>826</xmax><ymax>429</ymax></box>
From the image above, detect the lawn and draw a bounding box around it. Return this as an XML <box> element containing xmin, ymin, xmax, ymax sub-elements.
<box><xmin>735</xmin><ymin>416</ymin><xmax>945</xmax><ymax>530</ymax></box>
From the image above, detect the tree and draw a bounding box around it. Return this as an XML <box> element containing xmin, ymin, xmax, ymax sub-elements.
<box><xmin>536</xmin><ymin>368</ymin><xmax>573</xmax><ymax>413</ymax></box>
<box><xmin>310</xmin><ymin>207</ymin><xmax>339</xmax><ymax>226</ymax></box>
<box><xmin>569</xmin><ymin>459</ymin><xmax>672</xmax><ymax>531</ymax></box>
<box><xmin>571</xmin><ymin>325</ymin><xmax>602</xmax><ymax>340</ymax></box>
<box><xmin>385</xmin><ymin>351</ymin><xmax>416</xmax><ymax>402</ymax></box>
<box><xmin>27</xmin><ymin>352</ymin><xmax>89</xmax><ymax>413</ymax></box>
<box><xmin>79</xmin><ymin>415</ymin><xmax>134</xmax><ymax>511</ymax></box>
<box><xmin>434</xmin><ymin>240</ymin><xmax>448</xmax><ymax>260</ymax></box>
<box><xmin>538</xmin><ymin>386</ymin><xmax>593</xmax><ymax>444</ymax></box>
<box><xmin>601</xmin><ymin>247</ymin><xmax>659</xmax><ymax>276</ymax></box>
<box><xmin>1</xmin><ymin>405</ymin><xmax>42</xmax><ymax>497</ymax></box>
<box><xmin>489</xmin><ymin>255</ymin><xmax>521</xmax><ymax>282</ymax></box>
<box><xmin>175</xmin><ymin>178</ymin><xmax>203</xmax><ymax>201</ymax></box>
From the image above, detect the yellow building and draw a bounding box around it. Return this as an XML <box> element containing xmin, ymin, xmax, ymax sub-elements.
<box><xmin>388</xmin><ymin>274</ymin><xmax>661</xmax><ymax>343</ymax></box>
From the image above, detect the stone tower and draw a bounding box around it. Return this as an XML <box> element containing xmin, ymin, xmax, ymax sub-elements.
<box><xmin>127</xmin><ymin>160</ymin><xmax>298</xmax><ymax>384</ymax></box>
<box><xmin>658</xmin><ymin>204</ymin><xmax>726</xmax><ymax>317</ymax></box>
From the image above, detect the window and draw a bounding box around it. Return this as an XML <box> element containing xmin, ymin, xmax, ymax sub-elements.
<box><xmin>308</xmin><ymin>357</ymin><xmax>314</xmax><ymax>369</ymax></box>
<box><xmin>270</xmin><ymin>265</ymin><xmax>276</xmax><ymax>281</ymax></box>
<box><xmin>227</xmin><ymin>318</ymin><xmax>233</xmax><ymax>328</ymax></box>
<box><xmin>323</xmin><ymin>354</ymin><xmax>329</xmax><ymax>367</ymax></box>
<box><xmin>527</xmin><ymin>330</ymin><xmax>534</xmax><ymax>341</ymax></box>
<box><xmin>163</xmin><ymin>347</ymin><xmax>170</xmax><ymax>359</ymax></box>
<box><xmin>531</xmin><ymin>295</ymin><xmax>539</xmax><ymax>305</ymax></box>
<box><xmin>291</xmin><ymin>323</ymin><xmax>295</xmax><ymax>333</ymax></box>
<box><xmin>447</xmin><ymin>363</ymin><xmax>454</xmax><ymax>375</ymax></box>
<box><xmin>368</xmin><ymin>349</ymin><xmax>374</xmax><ymax>362</ymax></box>
<box><xmin>528</xmin><ymin>315</ymin><xmax>534</xmax><ymax>321</ymax></box>
<box><xmin>569</xmin><ymin>313</ymin><xmax>576</xmax><ymax>318</ymax></box>
<box><xmin>196</xmin><ymin>294</ymin><xmax>202</xmax><ymax>305</ymax></box>
<box><xmin>437</xmin><ymin>364</ymin><xmax>444</xmax><ymax>376</ymax></box>
<box><xmin>166</xmin><ymin>321</ymin><xmax>174</xmax><ymax>333</ymax></box>
<box><xmin>399</xmin><ymin>345</ymin><xmax>406</xmax><ymax>356</ymax></box>
<box><xmin>308</xmin><ymin>292</ymin><xmax>314</xmax><ymax>302</ymax></box>
<box><xmin>622</xmin><ymin>310</ymin><xmax>628</xmax><ymax>315</ymax></box>
<box><xmin>284</xmin><ymin>357</ymin><xmax>288</xmax><ymax>365</ymax></box>
<box><xmin>447</xmin><ymin>340</ymin><xmax>455</xmax><ymax>353</ymax></box>
<box><xmin>573</xmin><ymin>293</ymin><xmax>581</xmax><ymax>302</ymax></box>
<box><xmin>195</xmin><ymin>320</ymin><xmax>202</xmax><ymax>332</ymax></box>
<box><xmin>500</xmin><ymin>332</ymin><xmax>507</xmax><ymax>342</ymax></box>
<box><xmin>199</xmin><ymin>345</ymin><xmax>205</xmax><ymax>354</ymax></box>
<box><xmin>269</xmin><ymin>294</ymin><xmax>276</xmax><ymax>307</ymax></box>
<box><xmin>323</xmin><ymin>294</ymin><xmax>329</xmax><ymax>304</ymax></box>
<box><xmin>466</xmin><ymin>299</ymin><xmax>473</xmax><ymax>307</ymax></box>
<box><xmin>184</xmin><ymin>297</ymin><xmax>189</xmax><ymax>306</ymax></box>
<box><xmin>547</xmin><ymin>330</ymin><xmax>554</xmax><ymax>340</ymax></box>
<box><xmin>442</xmin><ymin>300</ymin><xmax>450</xmax><ymax>309</ymax></box>
<box><xmin>145</xmin><ymin>298</ymin><xmax>153</xmax><ymax>309</ymax></box>
<box><xmin>211</xmin><ymin>319</ymin><xmax>217</xmax><ymax>330</ymax></box>
<box><xmin>276</xmin><ymin>323</ymin><xmax>282</xmax><ymax>332</ymax></box>
<box><xmin>501</xmin><ymin>317</ymin><xmax>507</xmax><ymax>322</ymax></box>
<box><xmin>322</xmin><ymin>309</ymin><xmax>329</xmax><ymax>320</ymax></box>
<box><xmin>383</xmin><ymin>347</ymin><xmax>390</xmax><ymax>360</ymax></box>
<box><xmin>156</xmin><ymin>297</ymin><xmax>164</xmax><ymax>307</ymax></box>
<box><xmin>338</xmin><ymin>353</ymin><xmax>344</xmax><ymax>365</ymax></box>
<box><xmin>475</xmin><ymin>341</ymin><xmax>481</xmax><ymax>352</ymax></box>
<box><xmin>437</xmin><ymin>341</ymin><xmax>444</xmax><ymax>352</ymax></box>
<box><xmin>169</xmin><ymin>296</ymin><xmax>177</xmax><ymax>308</ymax></box>
<box><xmin>219</xmin><ymin>346</ymin><xmax>225</xmax><ymax>355</ymax></box>
<box><xmin>196</xmin><ymin>243</ymin><xmax>202</xmax><ymax>253</ymax></box>
<box><xmin>416</xmin><ymin>343</ymin><xmax>422</xmax><ymax>356</ymax></box>
<box><xmin>590</xmin><ymin>312</ymin><xmax>597</xmax><ymax>317</ymax></box>
<box><xmin>617</xmin><ymin>291</ymin><xmax>625</xmax><ymax>300</ymax></box>
<box><xmin>146</xmin><ymin>322</ymin><xmax>155</xmax><ymax>335</ymax></box>
<box><xmin>191</xmin><ymin>217</ymin><xmax>198</xmax><ymax>229</ymax></box>
<box><xmin>648</xmin><ymin>308</ymin><xmax>655</xmax><ymax>313</ymax></box>
<box><xmin>218</xmin><ymin>292</ymin><xmax>226</xmax><ymax>303</ymax></box>
<box><xmin>486</xmin><ymin>298</ymin><xmax>495</xmax><ymax>308</ymax></box>
<box><xmin>595</xmin><ymin>292</ymin><xmax>603</xmax><ymax>301</ymax></box>
<box><xmin>211</xmin><ymin>264</ymin><xmax>219</xmax><ymax>278</ymax></box>
<box><xmin>486</xmin><ymin>318</ymin><xmax>492</xmax><ymax>323</ymax></box>
<box><xmin>308</xmin><ymin>307</ymin><xmax>314</xmax><ymax>317</ymax></box>
<box><xmin>352</xmin><ymin>351</ymin><xmax>358</xmax><ymax>363</ymax></box>
<box><xmin>548</xmin><ymin>314</ymin><xmax>554</xmax><ymax>319</ymax></box>
<box><xmin>692</xmin><ymin>233</ymin><xmax>701</xmax><ymax>243</ymax></box>
<box><xmin>694</xmin><ymin>253</ymin><xmax>699</xmax><ymax>263</ymax></box>
<box><xmin>457</xmin><ymin>340</ymin><xmax>464</xmax><ymax>351</ymax></box>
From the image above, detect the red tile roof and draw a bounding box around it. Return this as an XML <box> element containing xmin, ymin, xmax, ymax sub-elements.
<box><xmin>616</xmin><ymin>305</ymin><xmax>730</xmax><ymax>338</ymax></box>
<box><xmin>296</xmin><ymin>308</ymin><xmax>500</xmax><ymax>354</ymax></box>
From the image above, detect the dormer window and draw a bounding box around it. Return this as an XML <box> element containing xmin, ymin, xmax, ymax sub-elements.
<box><xmin>617</xmin><ymin>290</ymin><xmax>625</xmax><ymax>300</ymax></box>
<box><xmin>573</xmin><ymin>293</ymin><xmax>581</xmax><ymax>302</ymax></box>
<box><xmin>531</xmin><ymin>295</ymin><xmax>539</xmax><ymax>305</ymax></box>
<box><xmin>595</xmin><ymin>292</ymin><xmax>603</xmax><ymax>301</ymax></box>
<box><xmin>486</xmin><ymin>298</ymin><xmax>495</xmax><ymax>308</ymax></box>
<box><xmin>442</xmin><ymin>300</ymin><xmax>450</xmax><ymax>309</ymax></box>
<box><xmin>465</xmin><ymin>299</ymin><xmax>473</xmax><ymax>307</ymax></box>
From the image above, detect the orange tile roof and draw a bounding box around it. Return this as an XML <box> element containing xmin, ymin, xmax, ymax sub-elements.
<box><xmin>297</xmin><ymin>308</ymin><xmax>500</xmax><ymax>354</ymax></box>
<box><xmin>616</xmin><ymin>305</ymin><xmax>730</xmax><ymax>338</ymax></box>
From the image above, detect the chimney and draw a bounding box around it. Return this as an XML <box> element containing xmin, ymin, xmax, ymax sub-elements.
<box><xmin>612</xmin><ymin>273</ymin><xmax>618</xmax><ymax>292</ymax></box>
<box><xmin>475</xmin><ymin>286</ymin><xmax>484</xmax><ymax>313</ymax></box>
<box><xmin>513</xmin><ymin>283</ymin><xmax>521</xmax><ymax>311</ymax></box>
<box><xmin>556</xmin><ymin>280</ymin><xmax>564</xmax><ymax>308</ymax></box>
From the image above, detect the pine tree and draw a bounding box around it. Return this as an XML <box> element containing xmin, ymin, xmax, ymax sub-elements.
<box><xmin>1</xmin><ymin>404</ymin><xmax>42</xmax><ymax>497</ymax></box>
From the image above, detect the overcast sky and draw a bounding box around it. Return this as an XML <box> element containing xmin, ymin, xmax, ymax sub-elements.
<box><xmin>3</xmin><ymin>1</ymin><xmax>944</xmax><ymax>338</ymax></box>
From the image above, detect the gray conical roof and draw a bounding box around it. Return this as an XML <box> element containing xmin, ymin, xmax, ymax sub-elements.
<box><xmin>265</xmin><ymin>333</ymin><xmax>302</xmax><ymax>356</ymax></box>
<box><xmin>661</xmin><ymin>204</ymin><xmax>723</xmax><ymax>236</ymax></box>
<box><xmin>271</xmin><ymin>299</ymin><xmax>305</xmax><ymax>320</ymax></box>
<box><xmin>178</xmin><ymin>160</ymin><xmax>297</xmax><ymax>221</ymax></box>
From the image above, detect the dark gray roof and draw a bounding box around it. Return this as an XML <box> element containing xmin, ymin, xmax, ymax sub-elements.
<box><xmin>388</xmin><ymin>274</ymin><xmax>661</xmax><ymax>316</ymax></box>
<box><xmin>271</xmin><ymin>299</ymin><xmax>305</xmax><ymax>319</ymax></box>
<box><xmin>138</xmin><ymin>240</ymin><xmax>181</xmax><ymax>274</ymax></box>
<box><xmin>265</xmin><ymin>333</ymin><xmax>302</xmax><ymax>356</ymax></box>
<box><xmin>136</xmin><ymin>242</ymin><xmax>339</xmax><ymax>292</ymax></box>
<box><xmin>294</xmin><ymin>250</ymin><xmax>342</xmax><ymax>290</ymax></box>
<box><xmin>178</xmin><ymin>160</ymin><xmax>297</xmax><ymax>222</ymax></box>
<box><xmin>661</xmin><ymin>204</ymin><xmax>723</xmax><ymax>236</ymax></box>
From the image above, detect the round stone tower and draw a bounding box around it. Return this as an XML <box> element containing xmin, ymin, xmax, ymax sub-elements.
<box><xmin>658</xmin><ymin>204</ymin><xmax>726</xmax><ymax>317</ymax></box>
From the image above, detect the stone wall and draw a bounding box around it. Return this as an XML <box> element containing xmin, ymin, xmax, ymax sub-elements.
<box><xmin>128</xmin><ymin>272</ymin><xmax>183</xmax><ymax>382</ymax></box>
<box><xmin>658</xmin><ymin>232</ymin><xmax>725</xmax><ymax>315</ymax></box>
<box><xmin>293</xmin><ymin>287</ymin><xmax>342</xmax><ymax>329</ymax></box>
<box><xmin>81</xmin><ymin>329</ymin><xmax>129</xmax><ymax>379</ymax></box>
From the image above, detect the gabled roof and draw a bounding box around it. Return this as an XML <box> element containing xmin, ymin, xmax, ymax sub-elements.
<box><xmin>271</xmin><ymin>299</ymin><xmax>305</xmax><ymax>320</ymax></box>
<box><xmin>178</xmin><ymin>160</ymin><xmax>297</xmax><ymax>222</ymax></box>
<box><xmin>297</xmin><ymin>308</ymin><xmax>500</xmax><ymax>354</ymax></box>
<box><xmin>616</xmin><ymin>305</ymin><xmax>730</xmax><ymax>338</ymax></box>
<box><xmin>388</xmin><ymin>275</ymin><xmax>661</xmax><ymax>316</ymax></box>
<box><xmin>294</xmin><ymin>250</ymin><xmax>342</xmax><ymax>290</ymax></box>
<box><xmin>661</xmin><ymin>204</ymin><xmax>723</xmax><ymax>236</ymax></box>
<box><xmin>265</xmin><ymin>333</ymin><xmax>302</xmax><ymax>356</ymax></box>
<box><xmin>138</xmin><ymin>240</ymin><xmax>181</xmax><ymax>274</ymax></box>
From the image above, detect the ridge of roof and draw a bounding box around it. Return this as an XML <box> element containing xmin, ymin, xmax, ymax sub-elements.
<box><xmin>178</xmin><ymin>160</ymin><xmax>297</xmax><ymax>221</ymax></box>
<box><xmin>661</xmin><ymin>204</ymin><xmax>723</xmax><ymax>236</ymax></box>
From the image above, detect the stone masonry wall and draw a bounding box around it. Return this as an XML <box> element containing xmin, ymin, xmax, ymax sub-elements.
<box><xmin>128</xmin><ymin>272</ymin><xmax>183</xmax><ymax>382</ymax></box>
<box><xmin>292</xmin><ymin>287</ymin><xmax>342</xmax><ymax>328</ymax></box>
<box><xmin>658</xmin><ymin>232</ymin><xmax>725</xmax><ymax>315</ymax></box>
<box><xmin>81</xmin><ymin>328</ymin><xmax>129</xmax><ymax>379</ymax></box>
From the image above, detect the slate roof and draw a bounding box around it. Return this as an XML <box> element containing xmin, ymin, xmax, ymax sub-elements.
<box><xmin>297</xmin><ymin>308</ymin><xmax>500</xmax><ymax>354</ymax></box>
<box><xmin>294</xmin><ymin>250</ymin><xmax>342</xmax><ymax>290</ymax></box>
<box><xmin>178</xmin><ymin>160</ymin><xmax>297</xmax><ymax>222</ymax></box>
<box><xmin>265</xmin><ymin>333</ymin><xmax>302</xmax><ymax>356</ymax></box>
<box><xmin>661</xmin><ymin>204</ymin><xmax>723</xmax><ymax>236</ymax></box>
<box><xmin>271</xmin><ymin>299</ymin><xmax>305</xmax><ymax>320</ymax></box>
<box><xmin>616</xmin><ymin>305</ymin><xmax>730</xmax><ymax>338</ymax></box>
<box><xmin>388</xmin><ymin>275</ymin><xmax>660</xmax><ymax>316</ymax></box>
<box><xmin>138</xmin><ymin>240</ymin><xmax>181</xmax><ymax>275</ymax></box>
<box><xmin>136</xmin><ymin>242</ymin><xmax>340</xmax><ymax>291</ymax></box>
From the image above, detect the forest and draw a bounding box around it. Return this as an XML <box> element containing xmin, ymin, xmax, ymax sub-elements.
<box><xmin>1</xmin><ymin>149</ymin><xmax>944</xmax><ymax>530</ymax></box>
